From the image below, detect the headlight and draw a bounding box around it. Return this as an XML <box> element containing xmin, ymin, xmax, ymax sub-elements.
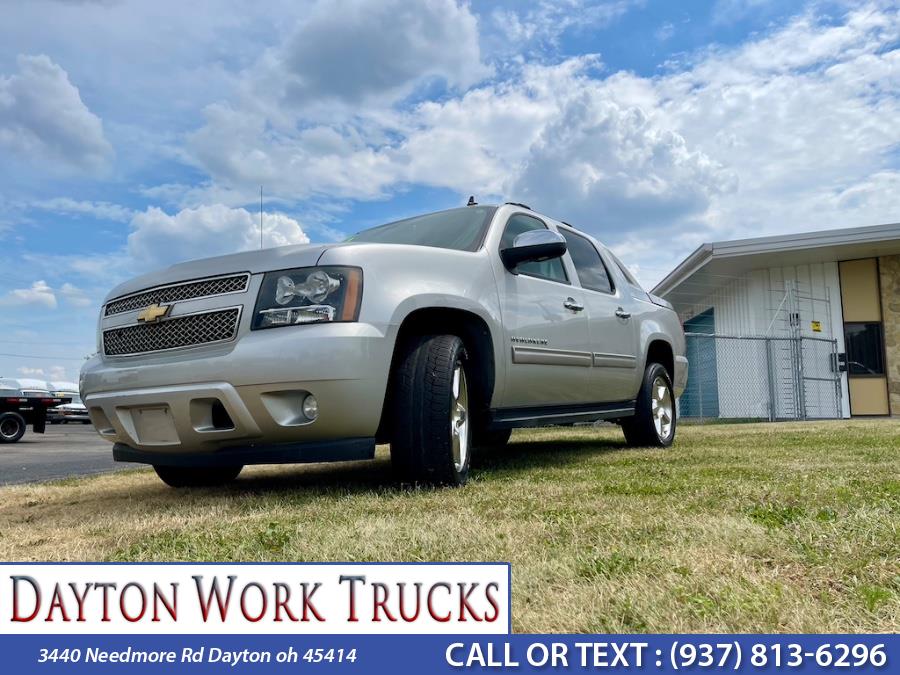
<box><xmin>252</xmin><ymin>266</ymin><xmax>362</xmax><ymax>330</ymax></box>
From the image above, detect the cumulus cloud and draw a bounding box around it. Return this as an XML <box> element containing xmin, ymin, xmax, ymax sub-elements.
<box><xmin>512</xmin><ymin>96</ymin><xmax>736</xmax><ymax>231</ymax></box>
<box><xmin>127</xmin><ymin>204</ymin><xmax>309</xmax><ymax>270</ymax></box>
<box><xmin>0</xmin><ymin>55</ymin><xmax>113</xmax><ymax>170</ymax></box>
<box><xmin>0</xmin><ymin>280</ymin><xmax>57</xmax><ymax>309</ymax></box>
<box><xmin>278</xmin><ymin>0</ymin><xmax>489</xmax><ymax>107</ymax></box>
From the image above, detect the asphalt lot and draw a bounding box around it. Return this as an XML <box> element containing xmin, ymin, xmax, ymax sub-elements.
<box><xmin>0</xmin><ymin>424</ymin><xmax>124</xmax><ymax>486</ymax></box>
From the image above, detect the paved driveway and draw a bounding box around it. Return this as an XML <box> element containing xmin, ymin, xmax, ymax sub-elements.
<box><xmin>0</xmin><ymin>424</ymin><xmax>124</xmax><ymax>486</ymax></box>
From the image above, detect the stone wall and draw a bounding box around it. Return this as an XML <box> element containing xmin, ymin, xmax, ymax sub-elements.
<box><xmin>879</xmin><ymin>254</ymin><xmax>900</xmax><ymax>416</ymax></box>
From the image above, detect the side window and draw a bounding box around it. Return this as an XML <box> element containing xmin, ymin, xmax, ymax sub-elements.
<box><xmin>500</xmin><ymin>214</ymin><xmax>568</xmax><ymax>284</ymax></box>
<box><xmin>610</xmin><ymin>253</ymin><xmax>642</xmax><ymax>289</ymax></box>
<box><xmin>559</xmin><ymin>230</ymin><xmax>614</xmax><ymax>294</ymax></box>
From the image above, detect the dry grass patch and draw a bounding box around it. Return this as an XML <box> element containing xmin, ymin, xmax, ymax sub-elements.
<box><xmin>0</xmin><ymin>419</ymin><xmax>897</xmax><ymax>632</ymax></box>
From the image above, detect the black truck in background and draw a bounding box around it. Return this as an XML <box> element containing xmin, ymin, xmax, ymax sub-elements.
<box><xmin>1</xmin><ymin>379</ymin><xmax>70</xmax><ymax>444</ymax></box>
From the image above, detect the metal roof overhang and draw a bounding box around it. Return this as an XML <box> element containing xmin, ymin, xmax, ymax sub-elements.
<box><xmin>653</xmin><ymin>222</ymin><xmax>900</xmax><ymax>309</ymax></box>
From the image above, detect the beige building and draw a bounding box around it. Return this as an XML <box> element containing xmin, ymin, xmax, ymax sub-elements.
<box><xmin>654</xmin><ymin>223</ymin><xmax>900</xmax><ymax>418</ymax></box>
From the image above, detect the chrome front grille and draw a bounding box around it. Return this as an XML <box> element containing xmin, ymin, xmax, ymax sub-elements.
<box><xmin>103</xmin><ymin>308</ymin><xmax>241</xmax><ymax>356</ymax></box>
<box><xmin>105</xmin><ymin>274</ymin><xmax>249</xmax><ymax>316</ymax></box>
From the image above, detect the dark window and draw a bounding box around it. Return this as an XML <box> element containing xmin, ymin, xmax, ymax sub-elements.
<box><xmin>559</xmin><ymin>230</ymin><xmax>614</xmax><ymax>293</ymax></box>
<box><xmin>500</xmin><ymin>214</ymin><xmax>568</xmax><ymax>284</ymax></box>
<box><xmin>349</xmin><ymin>206</ymin><xmax>496</xmax><ymax>252</ymax></box>
<box><xmin>844</xmin><ymin>323</ymin><xmax>885</xmax><ymax>376</ymax></box>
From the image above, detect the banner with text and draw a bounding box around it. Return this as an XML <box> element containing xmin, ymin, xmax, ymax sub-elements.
<box><xmin>0</xmin><ymin>563</ymin><xmax>510</xmax><ymax>634</ymax></box>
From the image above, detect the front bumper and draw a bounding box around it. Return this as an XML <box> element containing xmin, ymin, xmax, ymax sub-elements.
<box><xmin>113</xmin><ymin>437</ymin><xmax>374</xmax><ymax>467</ymax></box>
<box><xmin>80</xmin><ymin>322</ymin><xmax>393</xmax><ymax>458</ymax></box>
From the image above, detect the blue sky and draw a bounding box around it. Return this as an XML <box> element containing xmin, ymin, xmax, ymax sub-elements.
<box><xmin>1</xmin><ymin>0</ymin><xmax>898</xmax><ymax>383</ymax></box>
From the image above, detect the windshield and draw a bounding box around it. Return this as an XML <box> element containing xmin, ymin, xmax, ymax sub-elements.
<box><xmin>347</xmin><ymin>206</ymin><xmax>496</xmax><ymax>252</ymax></box>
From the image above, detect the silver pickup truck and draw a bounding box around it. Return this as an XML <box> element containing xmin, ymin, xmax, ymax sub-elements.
<box><xmin>81</xmin><ymin>203</ymin><xmax>687</xmax><ymax>487</ymax></box>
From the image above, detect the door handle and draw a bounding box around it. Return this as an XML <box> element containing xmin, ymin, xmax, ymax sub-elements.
<box><xmin>563</xmin><ymin>297</ymin><xmax>584</xmax><ymax>312</ymax></box>
<box><xmin>615</xmin><ymin>307</ymin><xmax>631</xmax><ymax>319</ymax></box>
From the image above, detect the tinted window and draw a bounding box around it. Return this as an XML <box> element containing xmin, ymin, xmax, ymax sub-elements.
<box><xmin>349</xmin><ymin>206</ymin><xmax>496</xmax><ymax>252</ymax></box>
<box><xmin>560</xmin><ymin>230</ymin><xmax>614</xmax><ymax>293</ymax></box>
<box><xmin>500</xmin><ymin>214</ymin><xmax>568</xmax><ymax>283</ymax></box>
<box><xmin>844</xmin><ymin>323</ymin><xmax>885</xmax><ymax>375</ymax></box>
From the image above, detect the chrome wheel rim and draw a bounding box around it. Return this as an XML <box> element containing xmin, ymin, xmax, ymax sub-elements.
<box><xmin>651</xmin><ymin>375</ymin><xmax>674</xmax><ymax>440</ymax></box>
<box><xmin>0</xmin><ymin>418</ymin><xmax>20</xmax><ymax>440</ymax></box>
<box><xmin>451</xmin><ymin>362</ymin><xmax>470</xmax><ymax>472</ymax></box>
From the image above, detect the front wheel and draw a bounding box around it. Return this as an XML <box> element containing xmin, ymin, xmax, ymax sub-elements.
<box><xmin>390</xmin><ymin>334</ymin><xmax>472</xmax><ymax>486</ymax></box>
<box><xmin>153</xmin><ymin>465</ymin><xmax>243</xmax><ymax>488</ymax></box>
<box><xmin>0</xmin><ymin>412</ymin><xmax>26</xmax><ymax>444</ymax></box>
<box><xmin>622</xmin><ymin>362</ymin><xmax>676</xmax><ymax>447</ymax></box>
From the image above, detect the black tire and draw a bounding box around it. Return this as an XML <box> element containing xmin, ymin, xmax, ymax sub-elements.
<box><xmin>153</xmin><ymin>465</ymin><xmax>243</xmax><ymax>488</ymax></box>
<box><xmin>474</xmin><ymin>428</ymin><xmax>511</xmax><ymax>449</ymax></box>
<box><xmin>622</xmin><ymin>362</ymin><xmax>676</xmax><ymax>447</ymax></box>
<box><xmin>390</xmin><ymin>334</ymin><xmax>473</xmax><ymax>486</ymax></box>
<box><xmin>0</xmin><ymin>412</ymin><xmax>26</xmax><ymax>444</ymax></box>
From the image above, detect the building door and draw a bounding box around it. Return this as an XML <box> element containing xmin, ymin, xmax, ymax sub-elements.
<box><xmin>838</xmin><ymin>259</ymin><xmax>889</xmax><ymax>416</ymax></box>
<box><xmin>682</xmin><ymin>308</ymin><xmax>720</xmax><ymax>417</ymax></box>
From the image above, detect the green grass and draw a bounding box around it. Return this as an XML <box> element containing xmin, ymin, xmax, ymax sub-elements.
<box><xmin>0</xmin><ymin>419</ymin><xmax>897</xmax><ymax>632</ymax></box>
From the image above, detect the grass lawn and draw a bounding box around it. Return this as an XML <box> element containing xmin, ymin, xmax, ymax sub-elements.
<box><xmin>0</xmin><ymin>420</ymin><xmax>897</xmax><ymax>633</ymax></box>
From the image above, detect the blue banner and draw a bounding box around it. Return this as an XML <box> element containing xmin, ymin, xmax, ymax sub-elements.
<box><xmin>3</xmin><ymin>634</ymin><xmax>895</xmax><ymax>673</ymax></box>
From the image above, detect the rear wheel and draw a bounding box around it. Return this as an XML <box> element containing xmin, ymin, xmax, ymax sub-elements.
<box><xmin>153</xmin><ymin>465</ymin><xmax>242</xmax><ymax>488</ymax></box>
<box><xmin>0</xmin><ymin>412</ymin><xmax>26</xmax><ymax>444</ymax></box>
<box><xmin>390</xmin><ymin>334</ymin><xmax>472</xmax><ymax>486</ymax></box>
<box><xmin>622</xmin><ymin>362</ymin><xmax>676</xmax><ymax>447</ymax></box>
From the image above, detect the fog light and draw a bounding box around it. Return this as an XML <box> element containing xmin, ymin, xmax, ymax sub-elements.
<box><xmin>302</xmin><ymin>394</ymin><xmax>319</xmax><ymax>421</ymax></box>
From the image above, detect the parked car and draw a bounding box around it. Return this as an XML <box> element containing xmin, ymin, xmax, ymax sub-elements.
<box><xmin>0</xmin><ymin>378</ymin><xmax>70</xmax><ymax>443</ymax></box>
<box><xmin>48</xmin><ymin>393</ymin><xmax>91</xmax><ymax>424</ymax></box>
<box><xmin>81</xmin><ymin>203</ymin><xmax>687</xmax><ymax>487</ymax></box>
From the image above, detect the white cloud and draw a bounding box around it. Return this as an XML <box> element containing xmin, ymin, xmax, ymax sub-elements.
<box><xmin>512</xmin><ymin>96</ymin><xmax>736</xmax><ymax>231</ymax></box>
<box><xmin>489</xmin><ymin>1</ymin><xmax>643</xmax><ymax>54</ymax></box>
<box><xmin>0</xmin><ymin>55</ymin><xmax>113</xmax><ymax>170</ymax></box>
<box><xmin>127</xmin><ymin>204</ymin><xmax>309</xmax><ymax>270</ymax></box>
<box><xmin>0</xmin><ymin>280</ymin><xmax>57</xmax><ymax>309</ymax></box>
<box><xmin>277</xmin><ymin>0</ymin><xmax>489</xmax><ymax>108</ymax></box>
<box><xmin>58</xmin><ymin>282</ymin><xmax>93</xmax><ymax>307</ymax></box>
<box><xmin>17</xmin><ymin>365</ymin><xmax>67</xmax><ymax>382</ymax></box>
<box><xmin>31</xmin><ymin>197</ymin><xmax>134</xmax><ymax>222</ymax></box>
<box><xmin>0</xmin><ymin>279</ymin><xmax>93</xmax><ymax>310</ymax></box>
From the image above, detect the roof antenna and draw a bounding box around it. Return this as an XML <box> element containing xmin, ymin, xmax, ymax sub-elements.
<box><xmin>466</xmin><ymin>195</ymin><xmax>477</xmax><ymax>206</ymax></box>
<box><xmin>259</xmin><ymin>185</ymin><xmax>264</xmax><ymax>249</ymax></box>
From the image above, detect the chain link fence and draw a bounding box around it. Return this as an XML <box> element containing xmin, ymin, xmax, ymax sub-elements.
<box><xmin>681</xmin><ymin>333</ymin><xmax>842</xmax><ymax>421</ymax></box>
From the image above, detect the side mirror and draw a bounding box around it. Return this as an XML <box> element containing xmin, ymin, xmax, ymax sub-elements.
<box><xmin>500</xmin><ymin>229</ymin><xmax>567</xmax><ymax>270</ymax></box>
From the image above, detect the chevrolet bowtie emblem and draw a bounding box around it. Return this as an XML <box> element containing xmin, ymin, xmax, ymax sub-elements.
<box><xmin>136</xmin><ymin>303</ymin><xmax>172</xmax><ymax>323</ymax></box>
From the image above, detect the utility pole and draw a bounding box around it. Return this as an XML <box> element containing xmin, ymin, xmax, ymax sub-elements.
<box><xmin>259</xmin><ymin>185</ymin><xmax>263</xmax><ymax>249</ymax></box>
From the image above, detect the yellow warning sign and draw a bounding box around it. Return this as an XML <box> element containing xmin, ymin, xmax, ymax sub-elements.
<box><xmin>811</xmin><ymin>320</ymin><xmax>822</xmax><ymax>333</ymax></box>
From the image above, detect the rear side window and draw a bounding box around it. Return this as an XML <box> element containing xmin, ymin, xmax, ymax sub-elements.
<box><xmin>500</xmin><ymin>214</ymin><xmax>568</xmax><ymax>284</ymax></box>
<box><xmin>609</xmin><ymin>252</ymin><xmax>642</xmax><ymax>289</ymax></box>
<box><xmin>559</xmin><ymin>230</ymin><xmax>614</xmax><ymax>294</ymax></box>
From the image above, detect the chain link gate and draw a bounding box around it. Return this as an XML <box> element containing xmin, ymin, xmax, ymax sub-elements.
<box><xmin>680</xmin><ymin>333</ymin><xmax>842</xmax><ymax>421</ymax></box>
